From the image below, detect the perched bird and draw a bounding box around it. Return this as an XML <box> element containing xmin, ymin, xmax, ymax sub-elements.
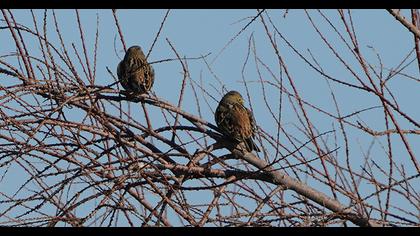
<box><xmin>215</xmin><ymin>90</ymin><xmax>260</xmax><ymax>152</ymax></box>
<box><xmin>117</xmin><ymin>45</ymin><xmax>154</xmax><ymax>95</ymax></box>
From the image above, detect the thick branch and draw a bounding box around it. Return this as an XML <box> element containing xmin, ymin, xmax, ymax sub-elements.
<box><xmin>232</xmin><ymin>149</ymin><xmax>381</xmax><ymax>227</ymax></box>
<box><xmin>387</xmin><ymin>9</ymin><xmax>420</xmax><ymax>39</ymax></box>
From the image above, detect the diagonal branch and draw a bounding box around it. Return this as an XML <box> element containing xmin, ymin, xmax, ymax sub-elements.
<box><xmin>387</xmin><ymin>9</ymin><xmax>420</xmax><ymax>39</ymax></box>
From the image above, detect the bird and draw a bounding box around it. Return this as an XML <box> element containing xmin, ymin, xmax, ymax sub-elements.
<box><xmin>215</xmin><ymin>90</ymin><xmax>260</xmax><ymax>152</ymax></box>
<box><xmin>117</xmin><ymin>45</ymin><xmax>154</xmax><ymax>95</ymax></box>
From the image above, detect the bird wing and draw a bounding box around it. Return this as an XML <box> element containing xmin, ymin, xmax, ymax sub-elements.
<box><xmin>117</xmin><ymin>61</ymin><xmax>123</xmax><ymax>80</ymax></box>
<box><xmin>245</xmin><ymin>107</ymin><xmax>257</xmax><ymax>138</ymax></box>
<box><xmin>216</xmin><ymin>103</ymin><xmax>252</xmax><ymax>140</ymax></box>
<box><xmin>232</xmin><ymin>104</ymin><xmax>254</xmax><ymax>140</ymax></box>
<box><xmin>215</xmin><ymin>104</ymin><xmax>237</xmax><ymax>139</ymax></box>
<box><xmin>215</xmin><ymin>103</ymin><xmax>260</xmax><ymax>152</ymax></box>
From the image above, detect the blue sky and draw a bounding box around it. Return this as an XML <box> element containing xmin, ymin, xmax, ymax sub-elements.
<box><xmin>1</xmin><ymin>9</ymin><xmax>419</xmax><ymax>226</ymax></box>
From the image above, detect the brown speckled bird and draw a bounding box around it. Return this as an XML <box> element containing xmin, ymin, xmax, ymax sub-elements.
<box><xmin>117</xmin><ymin>45</ymin><xmax>154</xmax><ymax>95</ymax></box>
<box><xmin>215</xmin><ymin>91</ymin><xmax>260</xmax><ymax>152</ymax></box>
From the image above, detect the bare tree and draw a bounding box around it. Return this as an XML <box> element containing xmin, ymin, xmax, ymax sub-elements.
<box><xmin>0</xmin><ymin>9</ymin><xmax>419</xmax><ymax>227</ymax></box>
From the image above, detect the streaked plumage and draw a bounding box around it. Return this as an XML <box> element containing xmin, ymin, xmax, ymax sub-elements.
<box><xmin>117</xmin><ymin>45</ymin><xmax>154</xmax><ymax>95</ymax></box>
<box><xmin>215</xmin><ymin>91</ymin><xmax>260</xmax><ymax>152</ymax></box>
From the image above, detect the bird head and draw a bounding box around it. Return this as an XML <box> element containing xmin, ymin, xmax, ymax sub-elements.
<box><xmin>220</xmin><ymin>90</ymin><xmax>245</xmax><ymax>105</ymax></box>
<box><xmin>124</xmin><ymin>45</ymin><xmax>145</xmax><ymax>60</ymax></box>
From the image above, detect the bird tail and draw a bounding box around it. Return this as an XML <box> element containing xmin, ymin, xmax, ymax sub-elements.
<box><xmin>245</xmin><ymin>138</ymin><xmax>261</xmax><ymax>152</ymax></box>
